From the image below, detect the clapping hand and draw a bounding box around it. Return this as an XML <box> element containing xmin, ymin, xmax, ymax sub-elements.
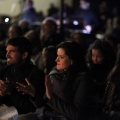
<box><xmin>45</xmin><ymin>75</ymin><xmax>53</xmax><ymax>99</ymax></box>
<box><xmin>16</xmin><ymin>78</ymin><xmax>36</xmax><ymax>97</ymax></box>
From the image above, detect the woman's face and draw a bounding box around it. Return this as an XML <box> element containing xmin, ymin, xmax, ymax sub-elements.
<box><xmin>92</xmin><ymin>49</ymin><xmax>104</xmax><ymax>64</ymax></box>
<box><xmin>55</xmin><ymin>48</ymin><xmax>72</xmax><ymax>70</ymax></box>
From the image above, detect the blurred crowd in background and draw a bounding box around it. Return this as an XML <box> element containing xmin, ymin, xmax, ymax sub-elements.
<box><xmin>0</xmin><ymin>0</ymin><xmax>120</xmax><ymax>68</ymax></box>
<box><xmin>0</xmin><ymin>0</ymin><xmax>120</xmax><ymax>119</ymax></box>
<box><xmin>0</xmin><ymin>0</ymin><xmax>120</xmax><ymax>64</ymax></box>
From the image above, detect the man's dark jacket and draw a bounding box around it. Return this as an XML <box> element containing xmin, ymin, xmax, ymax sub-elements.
<box><xmin>0</xmin><ymin>61</ymin><xmax>45</xmax><ymax>114</ymax></box>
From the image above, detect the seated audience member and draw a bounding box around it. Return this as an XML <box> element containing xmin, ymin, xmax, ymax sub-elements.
<box><xmin>70</xmin><ymin>31</ymin><xmax>88</xmax><ymax>56</ymax></box>
<box><xmin>41</xmin><ymin>45</ymin><xmax>57</xmax><ymax>74</ymax></box>
<box><xmin>24</xmin><ymin>30</ymin><xmax>42</xmax><ymax>69</ymax></box>
<box><xmin>86</xmin><ymin>40</ymin><xmax>116</xmax><ymax>115</ymax></box>
<box><xmin>7</xmin><ymin>24</ymin><xmax>23</xmax><ymax>38</ymax></box>
<box><xmin>18</xmin><ymin>19</ymin><xmax>30</xmax><ymax>35</ymax></box>
<box><xmin>18</xmin><ymin>41</ymin><xmax>91</xmax><ymax>120</ymax></box>
<box><xmin>25</xmin><ymin>30</ymin><xmax>42</xmax><ymax>55</ymax></box>
<box><xmin>31</xmin><ymin>45</ymin><xmax>57</xmax><ymax>76</ymax></box>
<box><xmin>0</xmin><ymin>36</ymin><xmax>45</xmax><ymax>114</ymax></box>
<box><xmin>104</xmin><ymin>49</ymin><xmax>120</xmax><ymax>120</ymax></box>
<box><xmin>40</xmin><ymin>17</ymin><xmax>63</xmax><ymax>49</ymax></box>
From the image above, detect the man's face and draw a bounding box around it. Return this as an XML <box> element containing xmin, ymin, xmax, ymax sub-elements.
<box><xmin>6</xmin><ymin>45</ymin><xmax>23</xmax><ymax>66</ymax></box>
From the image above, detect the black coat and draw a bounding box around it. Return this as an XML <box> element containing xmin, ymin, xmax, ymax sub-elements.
<box><xmin>45</xmin><ymin>68</ymin><xmax>91</xmax><ymax>120</ymax></box>
<box><xmin>0</xmin><ymin>61</ymin><xmax>45</xmax><ymax>114</ymax></box>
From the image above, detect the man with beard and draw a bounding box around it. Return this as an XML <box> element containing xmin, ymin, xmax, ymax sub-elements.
<box><xmin>0</xmin><ymin>36</ymin><xmax>45</xmax><ymax>114</ymax></box>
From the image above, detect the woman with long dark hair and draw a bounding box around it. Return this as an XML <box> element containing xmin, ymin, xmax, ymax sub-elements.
<box><xmin>19</xmin><ymin>41</ymin><xmax>91</xmax><ymax>120</ymax></box>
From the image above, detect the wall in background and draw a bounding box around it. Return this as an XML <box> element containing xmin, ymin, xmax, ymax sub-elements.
<box><xmin>0</xmin><ymin>0</ymin><xmax>72</xmax><ymax>17</ymax></box>
<box><xmin>0</xmin><ymin>0</ymin><xmax>20</xmax><ymax>16</ymax></box>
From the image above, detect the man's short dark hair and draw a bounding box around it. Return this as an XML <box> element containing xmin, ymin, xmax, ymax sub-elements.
<box><xmin>6</xmin><ymin>36</ymin><xmax>33</xmax><ymax>61</ymax></box>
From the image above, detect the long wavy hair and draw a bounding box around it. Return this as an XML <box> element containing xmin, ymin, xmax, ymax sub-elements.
<box><xmin>86</xmin><ymin>40</ymin><xmax>116</xmax><ymax>67</ymax></box>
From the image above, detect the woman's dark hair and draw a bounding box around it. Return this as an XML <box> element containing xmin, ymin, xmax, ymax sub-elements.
<box><xmin>6</xmin><ymin>36</ymin><xmax>33</xmax><ymax>61</ymax></box>
<box><xmin>57</xmin><ymin>41</ymin><xmax>86</xmax><ymax>72</ymax></box>
<box><xmin>86</xmin><ymin>40</ymin><xmax>116</xmax><ymax>66</ymax></box>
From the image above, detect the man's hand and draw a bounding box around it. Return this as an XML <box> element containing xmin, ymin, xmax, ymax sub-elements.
<box><xmin>16</xmin><ymin>78</ymin><xmax>36</xmax><ymax>97</ymax></box>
